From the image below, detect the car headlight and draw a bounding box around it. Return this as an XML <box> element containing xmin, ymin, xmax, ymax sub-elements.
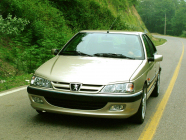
<box><xmin>100</xmin><ymin>83</ymin><xmax>134</xmax><ymax>93</ymax></box>
<box><xmin>30</xmin><ymin>75</ymin><xmax>52</xmax><ymax>88</ymax></box>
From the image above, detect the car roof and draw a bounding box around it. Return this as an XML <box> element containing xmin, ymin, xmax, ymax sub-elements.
<box><xmin>79</xmin><ymin>30</ymin><xmax>144</xmax><ymax>35</ymax></box>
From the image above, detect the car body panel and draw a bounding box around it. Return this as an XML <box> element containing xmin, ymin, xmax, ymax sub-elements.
<box><xmin>35</xmin><ymin>55</ymin><xmax>143</xmax><ymax>85</ymax></box>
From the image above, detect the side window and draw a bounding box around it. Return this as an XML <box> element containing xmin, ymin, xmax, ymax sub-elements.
<box><xmin>144</xmin><ymin>35</ymin><xmax>157</xmax><ymax>54</ymax></box>
<box><xmin>142</xmin><ymin>35</ymin><xmax>153</xmax><ymax>57</ymax></box>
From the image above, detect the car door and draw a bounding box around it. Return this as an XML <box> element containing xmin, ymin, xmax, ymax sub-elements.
<box><xmin>142</xmin><ymin>35</ymin><xmax>156</xmax><ymax>98</ymax></box>
<box><xmin>144</xmin><ymin>35</ymin><xmax>159</xmax><ymax>75</ymax></box>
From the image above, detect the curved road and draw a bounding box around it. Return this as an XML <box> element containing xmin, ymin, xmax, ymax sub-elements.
<box><xmin>0</xmin><ymin>35</ymin><xmax>185</xmax><ymax>140</ymax></box>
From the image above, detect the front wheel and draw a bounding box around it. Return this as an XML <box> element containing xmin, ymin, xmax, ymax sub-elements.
<box><xmin>133</xmin><ymin>85</ymin><xmax>147</xmax><ymax>124</ymax></box>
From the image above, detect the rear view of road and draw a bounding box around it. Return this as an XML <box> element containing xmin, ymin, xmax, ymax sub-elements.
<box><xmin>0</xmin><ymin>35</ymin><xmax>186</xmax><ymax>140</ymax></box>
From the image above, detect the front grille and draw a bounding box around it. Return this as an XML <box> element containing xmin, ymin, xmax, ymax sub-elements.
<box><xmin>52</xmin><ymin>81</ymin><xmax>104</xmax><ymax>93</ymax></box>
<box><xmin>45</xmin><ymin>97</ymin><xmax>107</xmax><ymax>110</ymax></box>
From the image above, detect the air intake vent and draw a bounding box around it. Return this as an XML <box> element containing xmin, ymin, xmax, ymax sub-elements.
<box><xmin>45</xmin><ymin>97</ymin><xmax>107</xmax><ymax>110</ymax></box>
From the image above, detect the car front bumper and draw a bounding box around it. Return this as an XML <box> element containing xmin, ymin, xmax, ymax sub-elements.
<box><xmin>27</xmin><ymin>86</ymin><xmax>142</xmax><ymax>118</ymax></box>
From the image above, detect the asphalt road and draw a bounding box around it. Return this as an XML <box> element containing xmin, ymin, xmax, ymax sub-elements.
<box><xmin>0</xmin><ymin>35</ymin><xmax>185</xmax><ymax>140</ymax></box>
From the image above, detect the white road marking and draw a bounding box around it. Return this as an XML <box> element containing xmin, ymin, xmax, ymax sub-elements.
<box><xmin>0</xmin><ymin>87</ymin><xmax>27</xmax><ymax>97</ymax></box>
<box><xmin>157</xmin><ymin>42</ymin><xmax>167</xmax><ymax>47</ymax></box>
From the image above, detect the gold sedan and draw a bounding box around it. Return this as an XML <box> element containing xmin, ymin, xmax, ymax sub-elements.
<box><xmin>27</xmin><ymin>30</ymin><xmax>163</xmax><ymax>124</ymax></box>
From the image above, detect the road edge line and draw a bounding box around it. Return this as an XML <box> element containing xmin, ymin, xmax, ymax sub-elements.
<box><xmin>0</xmin><ymin>86</ymin><xmax>27</xmax><ymax>97</ymax></box>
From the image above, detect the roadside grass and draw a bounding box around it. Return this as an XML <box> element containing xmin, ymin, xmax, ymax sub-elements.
<box><xmin>148</xmin><ymin>33</ymin><xmax>167</xmax><ymax>47</ymax></box>
<box><xmin>0</xmin><ymin>37</ymin><xmax>32</xmax><ymax>92</ymax></box>
<box><xmin>0</xmin><ymin>73</ymin><xmax>32</xmax><ymax>92</ymax></box>
<box><xmin>153</xmin><ymin>38</ymin><xmax>167</xmax><ymax>47</ymax></box>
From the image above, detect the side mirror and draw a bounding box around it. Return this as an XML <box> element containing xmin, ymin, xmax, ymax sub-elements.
<box><xmin>51</xmin><ymin>49</ymin><xmax>59</xmax><ymax>55</ymax></box>
<box><xmin>148</xmin><ymin>54</ymin><xmax>163</xmax><ymax>62</ymax></box>
<box><xmin>154</xmin><ymin>54</ymin><xmax>163</xmax><ymax>62</ymax></box>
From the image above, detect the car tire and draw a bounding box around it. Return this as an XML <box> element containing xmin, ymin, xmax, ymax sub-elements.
<box><xmin>133</xmin><ymin>84</ymin><xmax>147</xmax><ymax>124</ymax></box>
<box><xmin>151</xmin><ymin>73</ymin><xmax>160</xmax><ymax>97</ymax></box>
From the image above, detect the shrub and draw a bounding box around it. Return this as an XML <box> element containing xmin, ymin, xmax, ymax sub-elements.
<box><xmin>181</xmin><ymin>31</ymin><xmax>186</xmax><ymax>37</ymax></box>
<box><xmin>0</xmin><ymin>14</ymin><xmax>30</xmax><ymax>36</ymax></box>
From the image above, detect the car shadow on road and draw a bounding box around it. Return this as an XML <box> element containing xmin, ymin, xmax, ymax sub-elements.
<box><xmin>31</xmin><ymin>112</ymin><xmax>140</xmax><ymax>130</ymax></box>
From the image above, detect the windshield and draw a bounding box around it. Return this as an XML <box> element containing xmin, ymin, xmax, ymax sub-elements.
<box><xmin>59</xmin><ymin>33</ymin><xmax>144</xmax><ymax>60</ymax></box>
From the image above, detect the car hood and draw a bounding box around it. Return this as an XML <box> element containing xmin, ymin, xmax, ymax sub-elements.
<box><xmin>35</xmin><ymin>56</ymin><xmax>143</xmax><ymax>85</ymax></box>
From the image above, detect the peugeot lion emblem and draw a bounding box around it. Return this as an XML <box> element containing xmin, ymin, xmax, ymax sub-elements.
<box><xmin>70</xmin><ymin>83</ymin><xmax>81</xmax><ymax>91</ymax></box>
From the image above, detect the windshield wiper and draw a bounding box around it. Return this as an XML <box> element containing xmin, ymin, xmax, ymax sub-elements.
<box><xmin>94</xmin><ymin>53</ymin><xmax>135</xmax><ymax>59</ymax></box>
<box><xmin>61</xmin><ymin>51</ymin><xmax>93</xmax><ymax>57</ymax></box>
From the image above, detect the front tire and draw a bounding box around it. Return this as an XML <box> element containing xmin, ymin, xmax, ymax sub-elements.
<box><xmin>133</xmin><ymin>85</ymin><xmax>147</xmax><ymax>124</ymax></box>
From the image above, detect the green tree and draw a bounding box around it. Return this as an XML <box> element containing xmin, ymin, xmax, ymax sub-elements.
<box><xmin>171</xmin><ymin>0</ymin><xmax>186</xmax><ymax>36</ymax></box>
<box><xmin>137</xmin><ymin>0</ymin><xmax>178</xmax><ymax>35</ymax></box>
<box><xmin>137</xmin><ymin>0</ymin><xmax>156</xmax><ymax>31</ymax></box>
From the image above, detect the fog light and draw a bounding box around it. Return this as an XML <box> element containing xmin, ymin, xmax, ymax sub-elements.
<box><xmin>32</xmin><ymin>96</ymin><xmax>44</xmax><ymax>104</ymax></box>
<box><xmin>110</xmin><ymin>105</ymin><xmax>126</xmax><ymax>111</ymax></box>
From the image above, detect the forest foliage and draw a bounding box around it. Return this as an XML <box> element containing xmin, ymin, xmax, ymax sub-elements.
<box><xmin>137</xmin><ymin>0</ymin><xmax>186</xmax><ymax>36</ymax></box>
<box><xmin>0</xmin><ymin>0</ymin><xmax>146</xmax><ymax>80</ymax></box>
